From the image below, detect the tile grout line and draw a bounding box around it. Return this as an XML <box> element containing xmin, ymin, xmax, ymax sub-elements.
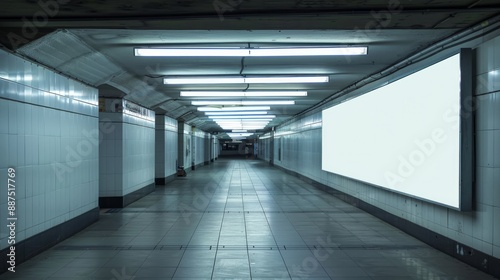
<box><xmin>242</xmin><ymin>162</ymin><xmax>253</xmax><ymax>280</ymax></box>
<box><xmin>210</xmin><ymin>161</ymin><xmax>233</xmax><ymax>280</ymax></box>
<box><xmin>253</xmin><ymin>166</ymin><xmax>293</xmax><ymax>280</ymax></box>
<box><xmin>169</xmin><ymin>166</ymin><xmax>224</xmax><ymax>279</ymax></box>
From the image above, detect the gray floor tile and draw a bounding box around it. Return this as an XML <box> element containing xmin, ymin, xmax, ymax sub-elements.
<box><xmin>1</xmin><ymin>159</ymin><xmax>497</xmax><ymax>280</ymax></box>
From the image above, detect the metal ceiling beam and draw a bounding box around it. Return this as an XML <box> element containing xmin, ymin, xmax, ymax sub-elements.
<box><xmin>1</xmin><ymin>6</ymin><xmax>499</xmax><ymax>23</ymax></box>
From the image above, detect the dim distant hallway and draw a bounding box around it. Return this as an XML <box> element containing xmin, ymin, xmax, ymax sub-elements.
<box><xmin>0</xmin><ymin>159</ymin><xmax>496</xmax><ymax>280</ymax></box>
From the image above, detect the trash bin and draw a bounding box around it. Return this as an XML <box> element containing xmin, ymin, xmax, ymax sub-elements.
<box><xmin>177</xmin><ymin>166</ymin><xmax>186</xmax><ymax>177</ymax></box>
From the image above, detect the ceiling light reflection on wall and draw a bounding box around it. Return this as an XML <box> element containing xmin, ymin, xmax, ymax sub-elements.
<box><xmin>165</xmin><ymin>76</ymin><xmax>328</xmax><ymax>84</ymax></box>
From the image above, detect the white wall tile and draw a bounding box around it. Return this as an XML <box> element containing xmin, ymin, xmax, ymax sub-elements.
<box><xmin>476</xmin><ymin>130</ymin><xmax>494</xmax><ymax>167</ymax></box>
<box><xmin>0</xmin><ymin>134</ymin><xmax>7</xmax><ymax>169</ymax></box>
<box><xmin>479</xmin><ymin>204</ymin><xmax>494</xmax><ymax>243</ymax></box>
<box><xmin>0</xmin><ymin>100</ymin><xmax>8</xmax><ymax>134</ymax></box>
<box><xmin>494</xmin><ymin>130</ymin><xmax>500</xmax><ymax>168</ymax></box>
<box><xmin>475</xmin><ymin>94</ymin><xmax>494</xmax><ymax>130</ymax></box>
<box><xmin>493</xmin><ymin>167</ymin><xmax>500</xmax><ymax>206</ymax></box>
<box><xmin>476</xmin><ymin>167</ymin><xmax>496</xmax><ymax>206</ymax></box>
<box><xmin>476</xmin><ymin>40</ymin><xmax>494</xmax><ymax>75</ymax></box>
<box><xmin>8</xmin><ymin>102</ymin><xmax>18</xmax><ymax>135</ymax></box>
<box><xmin>0</xmin><ymin>49</ymin><xmax>98</xmax><ymax>250</ymax></box>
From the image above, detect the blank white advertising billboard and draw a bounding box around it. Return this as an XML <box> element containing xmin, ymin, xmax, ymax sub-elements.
<box><xmin>322</xmin><ymin>52</ymin><xmax>472</xmax><ymax>210</ymax></box>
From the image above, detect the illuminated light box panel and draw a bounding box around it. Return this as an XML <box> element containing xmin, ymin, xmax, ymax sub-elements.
<box><xmin>321</xmin><ymin>50</ymin><xmax>473</xmax><ymax>210</ymax></box>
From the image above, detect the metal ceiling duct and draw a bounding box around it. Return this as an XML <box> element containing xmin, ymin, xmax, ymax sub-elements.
<box><xmin>17</xmin><ymin>30</ymin><xmax>122</xmax><ymax>86</ymax></box>
<box><xmin>16</xmin><ymin>29</ymin><xmax>193</xmax><ymax>121</ymax></box>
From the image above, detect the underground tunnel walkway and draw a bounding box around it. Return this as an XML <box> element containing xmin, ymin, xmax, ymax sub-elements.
<box><xmin>0</xmin><ymin>159</ymin><xmax>496</xmax><ymax>280</ymax></box>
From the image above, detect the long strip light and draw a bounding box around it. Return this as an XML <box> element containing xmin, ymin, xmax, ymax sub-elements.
<box><xmin>197</xmin><ymin>106</ymin><xmax>270</xmax><ymax>112</ymax></box>
<box><xmin>218</xmin><ymin>123</ymin><xmax>269</xmax><ymax>126</ymax></box>
<box><xmin>222</xmin><ymin>129</ymin><xmax>265</xmax><ymax>131</ymax></box>
<box><xmin>164</xmin><ymin>76</ymin><xmax>328</xmax><ymax>84</ymax></box>
<box><xmin>216</xmin><ymin>124</ymin><xmax>271</xmax><ymax>127</ymax></box>
<box><xmin>181</xmin><ymin>91</ymin><xmax>307</xmax><ymax>97</ymax></box>
<box><xmin>135</xmin><ymin>47</ymin><xmax>367</xmax><ymax>57</ymax></box>
<box><xmin>220</xmin><ymin>122</ymin><xmax>268</xmax><ymax>125</ymax></box>
<box><xmin>210</xmin><ymin>115</ymin><xmax>275</xmax><ymax>119</ymax></box>
<box><xmin>193</xmin><ymin>101</ymin><xmax>294</xmax><ymax>106</ymax></box>
<box><xmin>213</xmin><ymin>119</ymin><xmax>273</xmax><ymax>123</ymax></box>
<box><xmin>220</xmin><ymin>127</ymin><xmax>268</xmax><ymax>130</ymax></box>
<box><xmin>205</xmin><ymin>111</ymin><xmax>268</xmax><ymax>116</ymax></box>
<box><xmin>219</xmin><ymin>127</ymin><xmax>268</xmax><ymax>130</ymax></box>
<box><xmin>219</xmin><ymin>126</ymin><xmax>268</xmax><ymax>129</ymax></box>
<box><xmin>226</xmin><ymin>132</ymin><xmax>253</xmax><ymax>138</ymax></box>
<box><xmin>216</xmin><ymin>121</ymin><xmax>271</xmax><ymax>125</ymax></box>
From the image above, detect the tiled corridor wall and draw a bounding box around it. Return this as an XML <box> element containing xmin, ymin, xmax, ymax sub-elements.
<box><xmin>212</xmin><ymin>135</ymin><xmax>220</xmax><ymax>161</ymax></box>
<box><xmin>258</xmin><ymin>135</ymin><xmax>272</xmax><ymax>162</ymax></box>
<box><xmin>181</xmin><ymin>123</ymin><xmax>192</xmax><ymax>170</ymax></box>
<box><xmin>122</xmin><ymin>110</ymin><xmax>155</xmax><ymax>195</ymax></box>
<box><xmin>193</xmin><ymin>128</ymin><xmax>207</xmax><ymax>167</ymax></box>
<box><xmin>261</xmin><ymin>34</ymin><xmax>500</xmax><ymax>266</ymax></box>
<box><xmin>474</xmin><ymin>35</ymin><xmax>500</xmax><ymax>258</ymax></box>
<box><xmin>99</xmin><ymin>99</ymin><xmax>155</xmax><ymax>207</ymax></box>
<box><xmin>0</xmin><ymin>50</ymin><xmax>99</xmax><ymax>251</ymax></box>
<box><xmin>155</xmin><ymin>115</ymin><xmax>178</xmax><ymax>183</ymax></box>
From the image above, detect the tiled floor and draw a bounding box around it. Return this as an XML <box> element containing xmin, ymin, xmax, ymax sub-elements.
<box><xmin>1</xmin><ymin>159</ymin><xmax>497</xmax><ymax>279</ymax></box>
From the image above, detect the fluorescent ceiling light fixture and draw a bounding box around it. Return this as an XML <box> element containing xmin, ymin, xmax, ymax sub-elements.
<box><xmin>219</xmin><ymin>122</ymin><xmax>269</xmax><ymax>125</ymax></box>
<box><xmin>222</xmin><ymin>128</ymin><xmax>266</xmax><ymax>131</ymax></box>
<box><xmin>227</xmin><ymin>133</ymin><xmax>253</xmax><ymax>137</ymax></box>
<box><xmin>197</xmin><ymin>106</ymin><xmax>270</xmax><ymax>112</ymax></box>
<box><xmin>136</xmin><ymin>48</ymin><xmax>248</xmax><ymax>57</ymax></box>
<box><xmin>218</xmin><ymin>124</ymin><xmax>269</xmax><ymax>127</ymax></box>
<box><xmin>217</xmin><ymin>124</ymin><xmax>270</xmax><ymax>127</ymax></box>
<box><xmin>181</xmin><ymin>91</ymin><xmax>307</xmax><ymax>97</ymax></box>
<box><xmin>136</xmin><ymin>47</ymin><xmax>367</xmax><ymax>57</ymax></box>
<box><xmin>239</xmin><ymin>101</ymin><xmax>294</xmax><ymax>105</ymax></box>
<box><xmin>219</xmin><ymin>126</ymin><xmax>268</xmax><ymax>129</ymax></box>
<box><xmin>217</xmin><ymin>121</ymin><xmax>270</xmax><ymax>125</ymax></box>
<box><xmin>215</xmin><ymin>119</ymin><xmax>271</xmax><ymax>122</ymax></box>
<box><xmin>165</xmin><ymin>77</ymin><xmax>328</xmax><ymax>84</ymax></box>
<box><xmin>210</xmin><ymin>115</ymin><xmax>275</xmax><ymax>119</ymax></box>
<box><xmin>220</xmin><ymin>125</ymin><xmax>266</xmax><ymax>131</ymax></box>
<box><xmin>220</xmin><ymin>126</ymin><xmax>267</xmax><ymax>129</ymax></box>
<box><xmin>232</xmin><ymin>130</ymin><xmax>248</xmax><ymax>133</ymax></box>
<box><xmin>192</xmin><ymin>101</ymin><xmax>294</xmax><ymax>106</ymax></box>
<box><xmin>251</xmin><ymin>47</ymin><xmax>367</xmax><ymax>56</ymax></box>
<box><xmin>221</xmin><ymin>123</ymin><xmax>267</xmax><ymax>126</ymax></box>
<box><xmin>205</xmin><ymin>111</ymin><xmax>268</xmax><ymax>116</ymax></box>
<box><xmin>216</xmin><ymin>121</ymin><xmax>270</xmax><ymax>124</ymax></box>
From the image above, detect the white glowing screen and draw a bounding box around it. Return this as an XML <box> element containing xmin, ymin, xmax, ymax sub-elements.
<box><xmin>322</xmin><ymin>54</ymin><xmax>461</xmax><ymax>208</ymax></box>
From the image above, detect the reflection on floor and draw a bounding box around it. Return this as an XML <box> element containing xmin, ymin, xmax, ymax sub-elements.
<box><xmin>1</xmin><ymin>159</ymin><xmax>496</xmax><ymax>279</ymax></box>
